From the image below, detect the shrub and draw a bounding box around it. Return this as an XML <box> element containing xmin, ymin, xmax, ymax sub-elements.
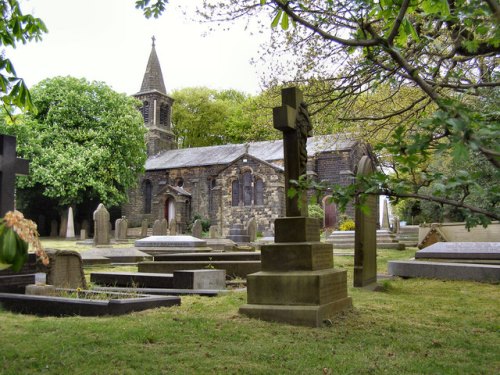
<box><xmin>308</xmin><ymin>204</ymin><xmax>324</xmax><ymax>220</ymax></box>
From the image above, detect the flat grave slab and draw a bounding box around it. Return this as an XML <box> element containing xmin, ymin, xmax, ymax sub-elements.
<box><xmin>93</xmin><ymin>286</ymin><xmax>226</xmax><ymax>297</ymax></box>
<box><xmin>153</xmin><ymin>251</ymin><xmax>260</xmax><ymax>262</ymax></box>
<box><xmin>81</xmin><ymin>248</ymin><xmax>152</xmax><ymax>265</ymax></box>
<box><xmin>135</xmin><ymin>235</ymin><xmax>207</xmax><ymax>248</ymax></box>
<box><xmin>388</xmin><ymin>260</ymin><xmax>500</xmax><ymax>283</ymax></box>
<box><xmin>139</xmin><ymin>260</ymin><xmax>261</xmax><ymax>278</ymax></box>
<box><xmin>0</xmin><ymin>290</ymin><xmax>180</xmax><ymax>316</ymax></box>
<box><xmin>415</xmin><ymin>242</ymin><xmax>500</xmax><ymax>261</ymax></box>
<box><xmin>90</xmin><ymin>272</ymin><xmax>174</xmax><ymax>288</ymax></box>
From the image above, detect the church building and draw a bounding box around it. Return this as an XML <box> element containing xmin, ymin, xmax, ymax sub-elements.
<box><xmin>122</xmin><ymin>41</ymin><xmax>370</xmax><ymax>236</ymax></box>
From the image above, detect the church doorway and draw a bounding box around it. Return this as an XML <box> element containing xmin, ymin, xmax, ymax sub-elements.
<box><xmin>323</xmin><ymin>196</ymin><xmax>337</xmax><ymax>229</ymax></box>
<box><xmin>164</xmin><ymin>196</ymin><xmax>176</xmax><ymax>222</ymax></box>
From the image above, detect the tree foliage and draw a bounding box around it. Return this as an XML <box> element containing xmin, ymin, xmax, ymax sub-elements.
<box><xmin>0</xmin><ymin>76</ymin><xmax>147</xmax><ymax>209</ymax></box>
<box><xmin>137</xmin><ymin>0</ymin><xmax>499</xmax><ymax>226</ymax></box>
<box><xmin>172</xmin><ymin>87</ymin><xmax>257</xmax><ymax>147</ymax></box>
<box><xmin>0</xmin><ymin>0</ymin><xmax>47</xmax><ymax>113</ymax></box>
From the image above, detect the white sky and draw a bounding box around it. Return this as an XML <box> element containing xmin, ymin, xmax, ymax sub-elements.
<box><xmin>7</xmin><ymin>0</ymin><xmax>270</xmax><ymax>96</ymax></box>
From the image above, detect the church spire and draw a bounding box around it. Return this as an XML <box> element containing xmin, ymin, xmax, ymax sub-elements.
<box><xmin>139</xmin><ymin>36</ymin><xmax>166</xmax><ymax>94</ymax></box>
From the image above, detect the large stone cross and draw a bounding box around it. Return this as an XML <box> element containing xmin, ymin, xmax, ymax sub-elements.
<box><xmin>273</xmin><ymin>87</ymin><xmax>312</xmax><ymax>217</ymax></box>
<box><xmin>0</xmin><ymin>135</ymin><xmax>29</xmax><ymax>216</ymax></box>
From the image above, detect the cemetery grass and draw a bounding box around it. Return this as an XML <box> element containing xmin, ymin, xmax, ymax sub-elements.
<box><xmin>1</xmin><ymin>251</ymin><xmax>498</xmax><ymax>374</ymax></box>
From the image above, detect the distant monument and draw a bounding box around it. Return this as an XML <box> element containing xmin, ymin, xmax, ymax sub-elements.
<box><xmin>240</xmin><ymin>87</ymin><xmax>352</xmax><ymax>327</ymax></box>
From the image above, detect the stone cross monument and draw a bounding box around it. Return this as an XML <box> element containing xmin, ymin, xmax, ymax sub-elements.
<box><xmin>272</xmin><ymin>87</ymin><xmax>312</xmax><ymax>217</ymax></box>
<box><xmin>240</xmin><ymin>87</ymin><xmax>352</xmax><ymax>327</ymax></box>
<box><xmin>0</xmin><ymin>135</ymin><xmax>29</xmax><ymax>216</ymax></box>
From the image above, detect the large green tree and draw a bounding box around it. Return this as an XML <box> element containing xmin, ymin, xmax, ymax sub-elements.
<box><xmin>0</xmin><ymin>76</ymin><xmax>147</xmax><ymax>209</ymax></box>
<box><xmin>137</xmin><ymin>0</ymin><xmax>499</xmax><ymax>226</ymax></box>
<box><xmin>172</xmin><ymin>87</ymin><xmax>255</xmax><ymax>147</ymax></box>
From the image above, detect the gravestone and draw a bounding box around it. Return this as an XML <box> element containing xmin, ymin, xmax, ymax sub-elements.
<box><xmin>93</xmin><ymin>203</ymin><xmax>111</xmax><ymax>246</ymax></box>
<box><xmin>115</xmin><ymin>216</ymin><xmax>128</xmax><ymax>241</ymax></box>
<box><xmin>141</xmin><ymin>219</ymin><xmax>149</xmax><ymax>237</ymax></box>
<box><xmin>354</xmin><ymin>156</ymin><xmax>378</xmax><ymax>288</ymax></box>
<box><xmin>38</xmin><ymin>249</ymin><xmax>87</xmax><ymax>289</ymax></box>
<box><xmin>168</xmin><ymin>218</ymin><xmax>177</xmax><ymax>235</ymax></box>
<box><xmin>209</xmin><ymin>225</ymin><xmax>219</xmax><ymax>239</ymax></box>
<box><xmin>80</xmin><ymin>229</ymin><xmax>87</xmax><ymax>240</ymax></box>
<box><xmin>192</xmin><ymin>219</ymin><xmax>202</xmax><ymax>239</ymax></box>
<box><xmin>0</xmin><ymin>135</ymin><xmax>29</xmax><ymax>216</ymax></box>
<box><xmin>240</xmin><ymin>87</ymin><xmax>352</xmax><ymax>327</ymax></box>
<box><xmin>247</xmin><ymin>218</ymin><xmax>257</xmax><ymax>242</ymax></box>
<box><xmin>66</xmin><ymin>207</ymin><xmax>76</xmax><ymax>239</ymax></box>
<box><xmin>152</xmin><ymin>219</ymin><xmax>168</xmax><ymax>236</ymax></box>
<box><xmin>152</xmin><ymin>220</ymin><xmax>162</xmax><ymax>235</ymax></box>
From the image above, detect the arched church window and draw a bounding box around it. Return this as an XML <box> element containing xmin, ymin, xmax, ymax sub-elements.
<box><xmin>254</xmin><ymin>178</ymin><xmax>264</xmax><ymax>206</ymax></box>
<box><xmin>243</xmin><ymin>171</ymin><xmax>252</xmax><ymax>206</ymax></box>
<box><xmin>159</xmin><ymin>104</ymin><xmax>169</xmax><ymax>126</ymax></box>
<box><xmin>142</xmin><ymin>101</ymin><xmax>149</xmax><ymax>123</ymax></box>
<box><xmin>231</xmin><ymin>180</ymin><xmax>239</xmax><ymax>206</ymax></box>
<box><xmin>143</xmin><ymin>179</ymin><xmax>152</xmax><ymax>214</ymax></box>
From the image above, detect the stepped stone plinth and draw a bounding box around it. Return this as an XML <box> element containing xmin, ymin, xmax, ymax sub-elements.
<box><xmin>240</xmin><ymin>87</ymin><xmax>351</xmax><ymax>326</ymax></box>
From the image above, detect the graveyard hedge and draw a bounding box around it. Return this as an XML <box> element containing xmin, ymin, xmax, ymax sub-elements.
<box><xmin>1</xmin><ymin>76</ymin><xmax>147</xmax><ymax>208</ymax></box>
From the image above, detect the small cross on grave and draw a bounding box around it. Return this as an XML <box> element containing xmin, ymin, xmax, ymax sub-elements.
<box><xmin>273</xmin><ymin>87</ymin><xmax>312</xmax><ymax>217</ymax></box>
<box><xmin>0</xmin><ymin>135</ymin><xmax>29</xmax><ymax>216</ymax></box>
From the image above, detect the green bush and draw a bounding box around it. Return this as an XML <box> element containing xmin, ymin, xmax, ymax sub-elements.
<box><xmin>308</xmin><ymin>204</ymin><xmax>324</xmax><ymax>220</ymax></box>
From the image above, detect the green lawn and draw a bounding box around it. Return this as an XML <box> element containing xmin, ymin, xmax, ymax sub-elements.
<box><xmin>1</xmin><ymin>246</ymin><xmax>498</xmax><ymax>374</ymax></box>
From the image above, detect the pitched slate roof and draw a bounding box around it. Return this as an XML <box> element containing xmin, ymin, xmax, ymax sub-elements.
<box><xmin>146</xmin><ymin>135</ymin><xmax>358</xmax><ymax>171</ymax></box>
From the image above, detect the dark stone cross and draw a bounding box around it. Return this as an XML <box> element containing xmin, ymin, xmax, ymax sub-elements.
<box><xmin>0</xmin><ymin>135</ymin><xmax>29</xmax><ymax>216</ymax></box>
<box><xmin>273</xmin><ymin>87</ymin><xmax>312</xmax><ymax>217</ymax></box>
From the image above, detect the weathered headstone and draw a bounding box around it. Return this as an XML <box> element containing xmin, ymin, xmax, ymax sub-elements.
<box><xmin>192</xmin><ymin>219</ymin><xmax>203</xmax><ymax>239</ymax></box>
<box><xmin>93</xmin><ymin>203</ymin><xmax>111</xmax><ymax>246</ymax></box>
<box><xmin>152</xmin><ymin>220</ymin><xmax>161</xmax><ymax>235</ymax></box>
<box><xmin>152</xmin><ymin>219</ymin><xmax>168</xmax><ymax>235</ymax></box>
<box><xmin>240</xmin><ymin>87</ymin><xmax>352</xmax><ymax>327</ymax></box>
<box><xmin>0</xmin><ymin>135</ymin><xmax>29</xmax><ymax>216</ymax></box>
<box><xmin>80</xmin><ymin>229</ymin><xmax>87</xmax><ymax>240</ymax></box>
<box><xmin>354</xmin><ymin>156</ymin><xmax>378</xmax><ymax>288</ymax></box>
<box><xmin>115</xmin><ymin>216</ymin><xmax>128</xmax><ymax>241</ymax></box>
<box><xmin>247</xmin><ymin>218</ymin><xmax>257</xmax><ymax>242</ymax></box>
<box><xmin>65</xmin><ymin>207</ymin><xmax>76</xmax><ymax>239</ymax></box>
<box><xmin>141</xmin><ymin>219</ymin><xmax>149</xmax><ymax>237</ymax></box>
<box><xmin>168</xmin><ymin>218</ymin><xmax>177</xmax><ymax>235</ymax></box>
<box><xmin>209</xmin><ymin>225</ymin><xmax>219</xmax><ymax>239</ymax></box>
<box><xmin>38</xmin><ymin>249</ymin><xmax>87</xmax><ymax>289</ymax></box>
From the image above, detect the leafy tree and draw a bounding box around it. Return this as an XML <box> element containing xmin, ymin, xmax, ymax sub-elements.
<box><xmin>0</xmin><ymin>0</ymin><xmax>46</xmax><ymax>113</ymax></box>
<box><xmin>172</xmin><ymin>87</ymin><xmax>255</xmax><ymax>147</ymax></box>
<box><xmin>137</xmin><ymin>0</ymin><xmax>500</xmax><ymax>226</ymax></box>
<box><xmin>0</xmin><ymin>76</ymin><xmax>147</xmax><ymax>209</ymax></box>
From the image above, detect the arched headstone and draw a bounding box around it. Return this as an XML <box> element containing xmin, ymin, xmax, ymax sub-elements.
<box><xmin>93</xmin><ymin>204</ymin><xmax>110</xmax><ymax>246</ymax></box>
<box><xmin>247</xmin><ymin>217</ymin><xmax>257</xmax><ymax>242</ymax></box>
<box><xmin>140</xmin><ymin>219</ymin><xmax>149</xmax><ymax>238</ymax></box>
<box><xmin>192</xmin><ymin>219</ymin><xmax>202</xmax><ymax>239</ymax></box>
<box><xmin>322</xmin><ymin>196</ymin><xmax>337</xmax><ymax>229</ymax></box>
<box><xmin>168</xmin><ymin>218</ymin><xmax>177</xmax><ymax>235</ymax></box>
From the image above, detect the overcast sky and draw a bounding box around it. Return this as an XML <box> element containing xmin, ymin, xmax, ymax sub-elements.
<box><xmin>8</xmin><ymin>0</ymin><xmax>269</xmax><ymax>96</ymax></box>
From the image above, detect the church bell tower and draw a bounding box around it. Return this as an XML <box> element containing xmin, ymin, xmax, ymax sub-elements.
<box><xmin>134</xmin><ymin>36</ymin><xmax>176</xmax><ymax>156</ymax></box>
